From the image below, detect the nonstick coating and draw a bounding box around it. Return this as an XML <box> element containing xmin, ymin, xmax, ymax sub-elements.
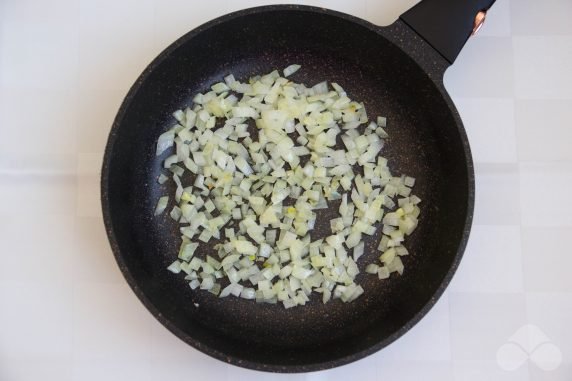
<box><xmin>102</xmin><ymin>5</ymin><xmax>473</xmax><ymax>372</ymax></box>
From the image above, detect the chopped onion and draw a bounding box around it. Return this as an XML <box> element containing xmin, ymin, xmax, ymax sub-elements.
<box><xmin>158</xmin><ymin>173</ymin><xmax>169</xmax><ymax>184</ymax></box>
<box><xmin>155</xmin><ymin>65</ymin><xmax>421</xmax><ymax>308</ymax></box>
<box><xmin>179</xmin><ymin>241</ymin><xmax>199</xmax><ymax>261</ymax></box>
<box><xmin>156</xmin><ymin>130</ymin><xmax>175</xmax><ymax>156</ymax></box>
<box><xmin>283</xmin><ymin>64</ymin><xmax>301</xmax><ymax>77</ymax></box>
<box><xmin>353</xmin><ymin>242</ymin><xmax>365</xmax><ymax>261</ymax></box>
<box><xmin>167</xmin><ymin>260</ymin><xmax>181</xmax><ymax>273</ymax></box>
<box><xmin>154</xmin><ymin>196</ymin><xmax>168</xmax><ymax>216</ymax></box>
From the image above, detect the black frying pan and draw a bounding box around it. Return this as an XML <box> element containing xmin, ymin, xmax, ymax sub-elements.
<box><xmin>102</xmin><ymin>0</ymin><xmax>496</xmax><ymax>372</ymax></box>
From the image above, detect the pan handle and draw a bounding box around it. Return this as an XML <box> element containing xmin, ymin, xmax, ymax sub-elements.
<box><xmin>400</xmin><ymin>0</ymin><xmax>497</xmax><ymax>64</ymax></box>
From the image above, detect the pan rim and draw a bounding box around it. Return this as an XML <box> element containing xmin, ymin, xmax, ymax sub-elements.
<box><xmin>101</xmin><ymin>4</ymin><xmax>475</xmax><ymax>373</ymax></box>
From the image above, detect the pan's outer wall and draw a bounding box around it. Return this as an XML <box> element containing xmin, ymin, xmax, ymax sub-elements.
<box><xmin>101</xmin><ymin>5</ymin><xmax>474</xmax><ymax>373</ymax></box>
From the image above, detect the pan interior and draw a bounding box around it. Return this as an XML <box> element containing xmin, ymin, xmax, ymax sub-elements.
<box><xmin>104</xmin><ymin>9</ymin><xmax>470</xmax><ymax>369</ymax></box>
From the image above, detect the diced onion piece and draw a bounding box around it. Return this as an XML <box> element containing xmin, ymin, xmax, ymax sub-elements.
<box><xmin>158</xmin><ymin>173</ymin><xmax>169</xmax><ymax>184</ymax></box>
<box><xmin>283</xmin><ymin>64</ymin><xmax>301</xmax><ymax>77</ymax></box>
<box><xmin>179</xmin><ymin>241</ymin><xmax>199</xmax><ymax>261</ymax></box>
<box><xmin>234</xmin><ymin>156</ymin><xmax>253</xmax><ymax>175</ymax></box>
<box><xmin>156</xmin><ymin>66</ymin><xmax>421</xmax><ymax>308</ymax></box>
<box><xmin>156</xmin><ymin>130</ymin><xmax>175</xmax><ymax>156</ymax></box>
<box><xmin>167</xmin><ymin>260</ymin><xmax>182</xmax><ymax>273</ymax></box>
<box><xmin>211</xmin><ymin>82</ymin><xmax>230</xmax><ymax>93</ymax></box>
<box><xmin>353</xmin><ymin>242</ymin><xmax>365</xmax><ymax>261</ymax></box>
<box><xmin>154</xmin><ymin>196</ymin><xmax>168</xmax><ymax>215</ymax></box>
<box><xmin>233</xmin><ymin>240</ymin><xmax>257</xmax><ymax>255</ymax></box>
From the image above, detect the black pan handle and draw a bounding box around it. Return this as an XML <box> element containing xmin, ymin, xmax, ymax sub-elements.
<box><xmin>400</xmin><ymin>0</ymin><xmax>497</xmax><ymax>64</ymax></box>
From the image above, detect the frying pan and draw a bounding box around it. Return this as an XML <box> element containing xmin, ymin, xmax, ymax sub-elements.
<box><xmin>102</xmin><ymin>0</ymin><xmax>496</xmax><ymax>372</ymax></box>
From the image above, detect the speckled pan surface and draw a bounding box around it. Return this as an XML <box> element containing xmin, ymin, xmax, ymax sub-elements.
<box><xmin>101</xmin><ymin>5</ymin><xmax>474</xmax><ymax>373</ymax></box>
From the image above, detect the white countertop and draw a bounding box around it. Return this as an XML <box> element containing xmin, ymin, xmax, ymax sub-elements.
<box><xmin>1</xmin><ymin>1</ymin><xmax>571</xmax><ymax>380</ymax></box>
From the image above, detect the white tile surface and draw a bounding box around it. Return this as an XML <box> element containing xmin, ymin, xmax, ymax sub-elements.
<box><xmin>450</xmin><ymin>225</ymin><xmax>524</xmax><ymax>293</ymax></box>
<box><xmin>0</xmin><ymin>153</ymin><xmax>77</xmax><ymax>173</ymax></box>
<box><xmin>154</xmin><ymin>0</ymin><xmax>230</xmax><ymax>50</ymax></box>
<box><xmin>0</xmin><ymin>88</ymin><xmax>78</xmax><ymax>155</ymax></box>
<box><xmin>1</xmin><ymin>0</ymin><xmax>572</xmax><ymax>379</ymax></box>
<box><xmin>76</xmin><ymin>153</ymin><xmax>103</xmax><ymax>218</ymax></box>
<box><xmin>519</xmin><ymin>162</ymin><xmax>572</xmax><ymax>227</ymax></box>
<box><xmin>522</xmin><ymin>227</ymin><xmax>572</xmax><ymax>292</ymax></box>
<box><xmin>295</xmin><ymin>0</ymin><xmax>367</xmax><ymax>20</ymax></box>
<box><xmin>0</xmin><ymin>359</ymin><xmax>72</xmax><ymax>381</ymax></box>
<box><xmin>515</xmin><ymin>100</ymin><xmax>572</xmax><ymax>161</ymax></box>
<box><xmin>0</xmin><ymin>173</ymin><xmax>77</xmax><ymax>216</ymax></box>
<box><xmin>72</xmin><ymin>217</ymin><xmax>124</xmax><ymax>283</ymax></box>
<box><xmin>0</xmin><ymin>0</ymin><xmax>79</xmax><ymax>90</ymax></box>
<box><xmin>511</xmin><ymin>0</ymin><xmax>572</xmax><ymax>36</ymax></box>
<box><xmin>449</xmin><ymin>292</ymin><xmax>528</xmax><ymax>362</ymax></box>
<box><xmin>72</xmin><ymin>283</ymin><xmax>154</xmax><ymax>358</ymax></box>
<box><xmin>146</xmin><ymin>357</ymin><xmax>231</xmax><ymax>381</ymax></box>
<box><xmin>525</xmin><ymin>293</ymin><xmax>572</xmax><ymax>376</ymax></box>
<box><xmin>448</xmin><ymin>292</ymin><xmax>530</xmax><ymax>380</ymax></box>
<box><xmin>456</xmin><ymin>98</ymin><xmax>517</xmax><ymax>163</ymax></box>
<box><xmin>529</xmin><ymin>363</ymin><xmax>572</xmax><ymax>381</ymax></box>
<box><xmin>0</xmin><ymin>283</ymin><xmax>73</xmax><ymax>358</ymax></box>
<box><xmin>347</xmin><ymin>361</ymin><xmax>454</xmax><ymax>381</ymax></box>
<box><xmin>228</xmin><ymin>367</ymin><xmax>309</xmax><ymax>381</ymax></box>
<box><xmin>76</xmin><ymin>89</ymin><xmax>125</xmax><ymax>153</ymax></box>
<box><xmin>78</xmin><ymin>0</ymin><xmax>157</xmax><ymax>91</ymax></box>
<box><xmin>513</xmin><ymin>36</ymin><xmax>572</xmax><ymax>100</ymax></box>
<box><xmin>307</xmin><ymin>357</ymin><xmax>380</xmax><ymax>381</ymax></box>
<box><xmin>473</xmin><ymin>163</ymin><xmax>521</xmax><ymax>225</ymax></box>
<box><xmin>453</xmin><ymin>361</ymin><xmax>530</xmax><ymax>381</ymax></box>
<box><xmin>0</xmin><ymin>216</ymin><xmax>75</xmax><ymax>282</ymax></box>
<box><xmin>72</xmin><ymin>357</ymin><xmax>152</xmax><ymax>381</ymax></box>
<box><xmin>478</xmin><ymin>0</ymin><xmax>511</xmax><ymax>37</ymax></box>
<box><xmin>445</xmin><ymin>37</ymin><xmax>514</xmax><ymax>98</ymax></box>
